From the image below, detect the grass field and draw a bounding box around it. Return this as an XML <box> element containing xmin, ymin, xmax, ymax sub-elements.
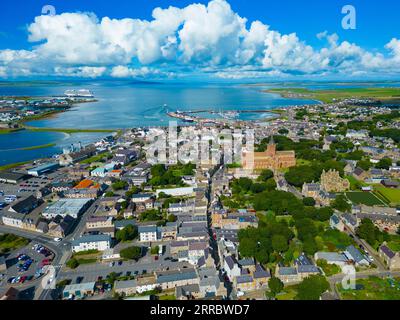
<box><xmin>276</xmin><ymin>284</ymin><xmax>299</xmax><ymax>300</ymax></box>
<box><xmin>266</xmin><ymin>87</ymin><xmax>400</xmax><ymax>103</ymax></box>
<box><xmin>345</xmin><ymin>175</ymin><xmax>367</xmax><ymax>190</ymax></box>
<box><xmin>374</xmin><ymin>186</ymin><xmax>400</xmax><ymax>206</ymax></box>
<box><xmin>0</xmin><ymin>233</ymin><xmax>30</xmax><ymax>254</ymax></box>
<box><xmin>21</xmin><ymin>143</ymin><xmax>56</xmax><ymax>151</ymax></box>
<box><xmin>345</xmin><ymin>191</ymin><xmax>386</xmax><ymax>206</ymax></box>
<box><xmin>338</xmin><ymin>276</ymin><xmax>400</xmax><ymax>300</ymax></box>
<box><xmin>0</xmin><ymin>161</ymin><xmax>30</xmax><ymax>171</ymax></box>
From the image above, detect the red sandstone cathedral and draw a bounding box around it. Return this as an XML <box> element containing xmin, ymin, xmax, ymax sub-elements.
<box><xmin>242</xmin><ymin>137</ymin><xmax>296</xmax><ymax>171</ymax></box>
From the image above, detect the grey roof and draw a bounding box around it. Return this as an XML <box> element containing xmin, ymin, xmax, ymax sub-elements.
<box><xmin>278</xmin><ymin>267</ymin><xmax>298</xmax><ymax>275</ymax></box>
<box><xmin>330</xmin><ymin>214</ymin><xmax>340</xmax><ymax>225</ymax></box>
<box><xmin>114</xmin><ymin>220</ymin><xmax>136</xmax><ymax>229</ymax></box>
<box><xmin>316</xmin><ymin>252</ymin><xmax>348</xmax><ymax>263</ymax></box>
<box><xmin>63</xmin><ymin>282</ymin><xmax>96</xmax><ymax>293</ymax></box>
<box><xmin>295</xmin><ymin>254</ymin><xmax>313</xmax><ymax>266</ymax></box>
<box><xmin>236</xmin><ymin>275</ymin><xmax>253</xmax><ymax>284</ymax></box>
<box><xmin>342</xmin><ymin>213</ymin><xmax>358</xmax><ymax>226</ymax></box>
<box><xmin>345</xmin><ymin>245</ymin><xmax>367</xmax><ymax>264</ymax></box>
<box><xmin>138</xmin><ymin>225</ymin><xmax>157</xmax><ymax>233</ymax></box>
<box><xmin>156</xmin><ymin>269</ymin><xmax>198</xmax><ymax>284</ymax></box>
<box><xmin>354</xmin><ymin>167</ymin><xmax>365</xmax><ymax>176</ymax></box>
<box><xmin>72</xmin><ymin>234</ymin><xmax>111</xmax><ymax>246</ymax></box>
<box><xmin>238</xmin><ymin>258</ymin><xmax>254</xmax><ymax>267</ymax></box>
<box><xmin>10</xmin><ymin>195</ymin><xmax>39</xmax><ymax>214</ymax></box>
<box><xmin>0</xmin><ymin>256</ymin><xmax>6</xmax><ymax>265</ymax></box>
<box><xmin>114</xmin><ymin>280</ymin><xmax>137</xmax><ymax>290</ymax></box>
<box><xmin>0</xmin><ymin>171</ymin><xmax>29</xmax><ymax>182</ymax></box>
<box><xmin>224</xmin><ymin>255</ymin><xmax>236</xmax><ymax>270</ymax></box>
<box><xmin>380</xmin><ymin>245</ymin><xmax>395</xmax><ymax>259</ymax></box>
<box><xmin>132</xmin><ymin>193</ymin><xmax>153</xmax><ymax>199</ymax></box>
<box><xmin>253</xmin><ymin>264</ymin><xmax>270</xmax><ymax>279</ymax></box>
<box><xmin>297</xmin><ymin>265</ymin><xmax>320</xmax><ymax>274</ymax></box>
<box><xmin>176</xmin><ymin>284</ymin><xmax>200</xmax><ymax>298</ymax></box>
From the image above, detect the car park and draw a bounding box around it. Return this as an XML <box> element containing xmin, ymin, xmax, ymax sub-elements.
<box><xmin>8</xmin><ymin>277</ymin><xmax>16</xmax><ymax>283</ymax></box>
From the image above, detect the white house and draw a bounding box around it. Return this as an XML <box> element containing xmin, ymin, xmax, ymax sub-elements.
<box><xmin>224</xmin><ymin>255</ymin><xmax>241</xmax><ymax>280</ymax></box>
<box><xmin>138</xmin><ymin>225</ymin><xmax>158</xmax><ymax>242</ymax></box>
<box><xmin>71</xmin><ymin>234</ymin><xmax>111</xmax><ymax>253</ymax></box>
<box><xmin>131</xmin><ymin>193</ymin><xmax>154</xmax><ymax>203</ymax></box>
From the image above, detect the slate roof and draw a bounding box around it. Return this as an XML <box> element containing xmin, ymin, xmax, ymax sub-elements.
<box><xmin>71</xmin><ymin>234</ymin><xmax>111</xmax><ymax>246</ymax></box>
<box><xmin>253</xmin><ymin>264</ymin><xmax>270</xmax><ymax>279</ymax></box>
<box><xmin>156</xmin><ymin>269</ymin><xmax>198</xmax><ymax>284</ymax></box>
<box><xmin>345</xmin><ymin>245</ymin><xmax>367</xmax><ymax>264</ymax></box>
<box><xmin>236</xmin><ymin>275</ymin><xmax>253</xmax><ymax>284</ymax></box>
<box><xmin>380</xmin><ymin>245</ymin><xmax>395</xmax><ymax>259</ymax></box>
<box><xmin>278</xmin><ymin>267</ymin><xmax>297</xmax><ymax>275</ymax></box>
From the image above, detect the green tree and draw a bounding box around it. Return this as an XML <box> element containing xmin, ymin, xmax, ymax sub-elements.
<box><xmin>376</xmin><ymin>158</ymin><xmax>393</xmax><ymax>170</ymax></box>
<box><xmin>104</xmin><ymin>191</ymin><xmax>115</xmax><ymax>197</ymax></box>
<box><xmin>167</xmin><ymin>214</ymin><xmax>177</xmax><ymax>223</ymax></box>
<box><xmin>302</xmin><ymin>236</ymin><xmax>318</xmax><ymax>255</ymax></box>
<box><xmin>285</xmin><ymin>165</ymin><xmax>320</xmax><ymax>187</ymax></box>
<box><xmin>151</xmin><ymin>164</ymin><xmax>167</xmax><ymax>177</ymax></box>
<box><xmin>332</xmin><ymin>195</ymin><xmax>351</xmax><ymax>213</ymax></box>
<box><xmin>296</xmin><ymin>275</ymin><xmax>330</xmax><ymax>300</ymax></box>
<box><xmin>66</xmin><ymin>258</ymin><xmax>79</xmax><ymax>269</ymax></box>
<box><xmin>115</xmin><ymin>225</ymin><xmax>138</xmax><ymax>242</ymax></box>
<box><xmin>356</xmin><ymin>218</ymin><xmax>378</xmax><ymax>246</ymax></box>
<box><xmin>125</xmin><ymin>186</ymin><xmax>140</xmax><ymax>199</ymax></box>
<box><xmin>106</xmin><ymin>272</ymin><xmax>118</xmax><ymax>285</ymax></box>
<box><xmin>150</xmin><ymin>246</ymin><xmax>159</xmax><ymax>255</ymax></box>
<box><xmin>303</xmin><ymin>197</ymin><xmax>316</xmax><ymax>207</ymax></box>
<box><xmin>358</xmin><ymin>160</ymin><xmax>372</xmax><ymax>171</ymax></box>
<box><xmin>268</xmin><ymin>277</ymin><xmax>284</xmax><ymax>297</ymax></box>
<box><xmin>272</xmin><ymin>234</ymin><xmax>289</xmax><ymax>253</ymax></box>
<box><xmin>258</xmin><ymin>169</ymin><xmax>274</xmax><ymax>182</ymax></box>
<box><xmin>120</xmin><ymin>246</ymin><xmax>142</xmax><ymax>260</ymax></box>
<box><xmin>111</xmin><ymin>180</ymin><xmax>128</xmax><ymax>191</ymax></box>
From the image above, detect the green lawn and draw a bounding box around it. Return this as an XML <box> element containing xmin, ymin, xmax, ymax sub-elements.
<box><xmin>374</xmin><ymin>186</ymin><xmax>400</xmax><ymax>206</ymax></box>
<box><xmin>0</xmin><ymin>161</ymin><xmax>30</xmax><ymax>171</ymax></box>
<box><xmin>345</xmin><ymin>192</ymin><xmax>386</xmax><ymax>206</ymax></box>
<box><xmin>320</xmin><ymin>229</ymin><xmax>354</xmax><ymax>252</ymax></box>
<box><xmin>276</xmin><ymin>285</ymin><xmax>299</xmax><ymax>300</ymax></box>
<box><xmin>296</xmin><ymin>159</ymin><xmax>312</xmax><ymax>166</ymax></box>
<box><xmin>266</xmin><ymin>87</ymin><xmax>400</xmax><ymax>103</ymax></box>
<box><xmin>338</xmin><ymin>276</ymin><xmax>400</xmax><ymax>300</ymax></box>
<box><xmin>345</xmin><ymin>175</ymin><xmax>367</xmax><ymax>190</ymax></box>
<box><xmin>21</xmin><ymin>143</ymin><xmax>56</xmax><ymax>151</ymax></box>
<box><xmin>80</xmin><ymin>152</ymin><xmax>111</xmax><ymax>164</ymax></box>
<box><xmin>0</xmin><ymin>234</ymin><xmax>30</xmax><ymax>254</ymax></box>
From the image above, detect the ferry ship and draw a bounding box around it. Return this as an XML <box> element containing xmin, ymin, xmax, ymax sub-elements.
<box><xmin>64</xmin><ymin>89</ymin><xmax>94</xmax><ymax>98</ymax></box>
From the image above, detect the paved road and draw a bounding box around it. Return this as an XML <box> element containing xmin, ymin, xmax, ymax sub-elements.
<box><xmin>0</xmin><ymin>224</ymin><xmax>66</xmax><ymax>297</ymax></box>
<box><xmin>328</xmin><ymin>270</ymin><xmax>400</xmax><ymax>300</ymax></box>
<box><xmin>344</xmin><ymin>228</ymin><xmax>387</xmax><ymax>271</ymax></box>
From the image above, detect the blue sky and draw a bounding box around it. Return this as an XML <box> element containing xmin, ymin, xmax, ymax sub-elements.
<box><xmin>1</xmin><ymin>0</ymin><xmax>400</xmax><ymax>80</ymax></box>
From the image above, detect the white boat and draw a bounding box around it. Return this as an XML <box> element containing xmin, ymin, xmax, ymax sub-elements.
<box><xmin>64</xmin><ymin>89</ymin><xmax>94</xmax><ymax>98</ymax></box>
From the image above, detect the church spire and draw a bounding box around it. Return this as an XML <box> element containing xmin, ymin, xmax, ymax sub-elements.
<box><xmin>269</xmin><ymin>135</ymin><xmax>275</xmax><ymax>145</ymax></box>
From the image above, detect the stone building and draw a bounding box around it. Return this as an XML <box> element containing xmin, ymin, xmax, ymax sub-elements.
<box><xmin>320</xmin><ymin>169</ymin><xmax>350</xmax><ymax>193</ymax></box>
<box><xmin>242</xmin><ymin>137</ymin><xmax>296</xmax><ymax>171</ymax></box>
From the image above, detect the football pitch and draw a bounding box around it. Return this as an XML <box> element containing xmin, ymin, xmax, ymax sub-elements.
<box><xmin>345</xmin><ymin>192</ymin><xmax>387</xmax><ymax>206</ymax></box>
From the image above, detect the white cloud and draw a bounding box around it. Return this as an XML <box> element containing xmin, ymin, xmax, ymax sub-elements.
<box><xmin>0</xmin><ymin>0</ymin><xmax>400</xmax><ymax>79</ymax></box>
<box><xmin>54</xmin><ymin>66</ymin><xmax>106</xmax><ymax>78</ymax></box>
<box><xmin>110</xmin><ymin>65</ymin><xmax>173</xmax><ymax>78</ymax></box>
